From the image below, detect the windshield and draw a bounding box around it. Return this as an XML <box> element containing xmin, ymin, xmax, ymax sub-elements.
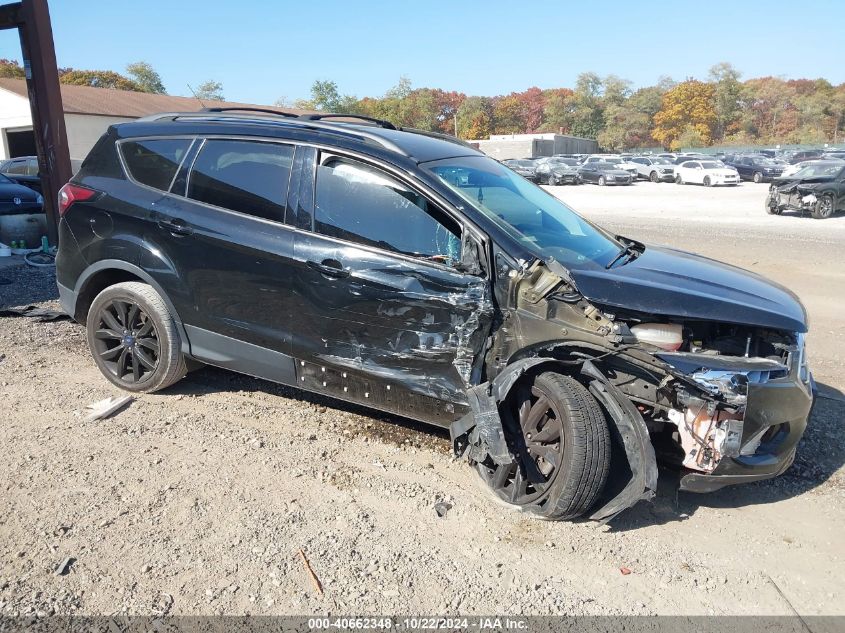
<box><xmin>426</xmin><ymin>155</ymin><xmax>622</xmax><ymax>269</ymax></box>
<box><xmin>601</xmin><ymin>157</ymin><xmax>622</xmax><ymax>165</ymax></box>
<box><xmin>701</xmin><ymin>161</ymin><xmax>721</xmax><ymax>169</ymax></box>
<box><xmin>651</xmin><ymin>157</ymin><xmax>673</xmax><ymax>165</ymax></box>
<box><xmin>792</xmin><ymin>162</ymin><xmax>843</xmax><ymax>179</ymax></box>
<box><xmin>509</xmin><ymin>160</ymin><xmax>534</xmax><ymax>167</ymax></box>
<box><xmin>550</xmin><ymin>158</ymin><xmax>577</xmax><ymax>166</ymax></box>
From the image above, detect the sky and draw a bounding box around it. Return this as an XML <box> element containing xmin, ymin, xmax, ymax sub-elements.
<box><xmin>2</xmin><ymin>0</ymin><xmax>844</xmax><ymax>105</ymax></box>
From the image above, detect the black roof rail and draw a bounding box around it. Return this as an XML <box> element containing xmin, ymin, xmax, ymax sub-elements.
<box><xmin>202</xmin><ymin>106</ymin><xmax>300</xmax><ymax>118</ymax></box>
<box><xmin>299</xmin><ymin>113</ymin><xmax>397</xmax><ymax>130</ymax></box>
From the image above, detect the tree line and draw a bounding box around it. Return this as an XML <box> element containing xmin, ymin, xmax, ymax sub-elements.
<box><xmin>292</xmin><ymin>65</ymin><xmax>845</xmax><ymax>150</ymax></box>
<box><xmin>0</xmin><ymin>59</ymin><xmax>225</xmax><ymax>103</ymax></box>
<box><xmin>2</xmin><ymin>58</ymin><xmax>843</xmax><ymax>150</ymax></box>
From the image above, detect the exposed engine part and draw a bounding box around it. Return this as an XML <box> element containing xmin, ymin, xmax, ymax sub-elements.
<box><xmin>668</xmin><ymin>405</ymin><xmax>743</xmax><ymax>472</ymax></box>
<box><xmin>630</xmin><ymin>322</ymin><xmax>683</xmax><ymax>351</ymax></box>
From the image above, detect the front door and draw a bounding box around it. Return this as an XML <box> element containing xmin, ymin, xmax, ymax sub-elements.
<box><xmin>288</xmin><ymin>153</ymin><xmax>493</xmax><ymax>425</ymax></box>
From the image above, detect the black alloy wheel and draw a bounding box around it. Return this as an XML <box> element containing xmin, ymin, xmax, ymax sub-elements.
<box><xmin>92</xmin><ymin>298</ymin><xmax>160</xmax><ymax>384</ymax></box>
<box><xmin>812</xmin><ymin>195</ymin><xmax>835</xmax><ymax>219</ymax></box>
<box><xmin>475</xmin><ymin>372</ymin><xmax>610</xmax><ymax>520</ymax></box>
<box><xmin>480</xmin><ymin>383</ymin><xmax>565</xmax><ymax>506</ymax></box>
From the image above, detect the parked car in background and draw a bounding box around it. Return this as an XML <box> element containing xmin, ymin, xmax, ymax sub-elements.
<box><xmin>534</xmin><ymin>157</ymin><xmax>580</xmax><ymax>185</ymax></box>
<box><xmin>675</xmin><ymin>160</ymin><xmax>740</xmax><ymax>186</ymax></box>
<box><xmin>767</xmin><ymin>160</ymin><xmax>845</xmax><ymax>219</ymax></box>
<box><xmin>0</xmin><ymin>156</ymin><xmax>39</xmax><ymax>176</ymax></box>
<box><xmin>781</xmin><ymin>158</ymin><xmax>844</xmax><ymax>179</ymax></box>
<box><xmin>582</xmin><ymin>155</ymin><xmax>638</xmax><ymax>179</ymax></box>
<box><xmin>0</xmin><ymin>172</ymin><xmax>45</xmax><ymax>248</ymax></box>
<box><xmin>787</xmin><ymin>150</ymin><xmax>824</xmax><ymax>164</ymax></box>
<box><xmin>727</xmin><ymin>155</ymin><xmax>785</xmax><ymax>183</ymax></box>
<box><xmin>0</xmin><ymin>156</ymin><xmax>83</xmax><ymax>195</ymax></box>
<box><xmin>629</xmin><ymin>156</ymin><xmax>675</xmax><ymax>182</ymax></box>
<box><xmin>577</xmin><ymin>162</ymin><xmax>633</xmax><ymax>185</ymax></box>
<box><xmin>673</xmin><ymin>153</ymin><xmax>710</xmax><ymax>165</ymax></box>
<box><xmin>502</xmin><ymin>159</ymin><xmax>539</xmax><ymax>182</ymax></box>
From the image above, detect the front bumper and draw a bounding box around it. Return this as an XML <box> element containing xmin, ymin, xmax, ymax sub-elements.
<box><xmin>680</xmin><ymin>368</ymin><xmax>815</xmax><ymax>493</ymax></box>
<box><xmin>769</xmin><ymin>189</ymin><xmax>817</xmax><ymax>211</ymax></box>
<box><xmin>711</xmin><ymin>175</ymin><xmax>740</xmax><ymax>186</ymax></box>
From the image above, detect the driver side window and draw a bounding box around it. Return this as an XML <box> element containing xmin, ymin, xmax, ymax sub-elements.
<box><xmin>314</xmin><ymin>156</ymin><xmax>462</xmax><ymax>266</ymax></box>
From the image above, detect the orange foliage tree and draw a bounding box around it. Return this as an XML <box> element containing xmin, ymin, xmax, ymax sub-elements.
<box><xmin>652</xmin><ymin>80</ymin><xmax>717</xmax><ymax>150</ymax></box>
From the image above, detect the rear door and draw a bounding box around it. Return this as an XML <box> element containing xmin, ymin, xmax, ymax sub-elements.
<box><xmin>131</xmin><ymin>136</ymin><xmax>300</xmax><ymax>383</ymax></box>
<box><xmin>287</xmin><ymin>151</ymin><xmax>492</xmax><ymax>425</ymax></box>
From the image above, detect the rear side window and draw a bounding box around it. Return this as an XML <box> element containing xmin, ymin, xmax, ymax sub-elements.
<box><xmin>187</xmin><ymin>139</ymin><xmax>293</xmax><ymax>223</ymax></box>
<box><xmin>121</xmin><ymin>138</ymin><xmax>191</xmax><ymax>191</ymax></box>
<box><xmin>314</xmin><ymin>157</ymin><xmax>461</xmax><ymax>266</ymax></box>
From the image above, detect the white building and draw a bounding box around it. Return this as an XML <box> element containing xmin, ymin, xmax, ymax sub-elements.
<box><xmin>0</xmin><ymin>78</ymin><xmax>302</xmax><ymax>162</ymax></box>
<box><xmin>470</xmin><ymin>132</ymin><xmax>598</xmax><ymax>160</ymax></box>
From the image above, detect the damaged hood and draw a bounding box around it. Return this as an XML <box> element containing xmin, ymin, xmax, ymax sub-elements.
<box><xmin>772</xmin><ymin>175</ymin><xmax>835</xmax><ymax>190</ymax></box>
<box><xmin>567</xmin><ymin>244</ymin><xmax>807</xmax><ymax>333</ymax></box>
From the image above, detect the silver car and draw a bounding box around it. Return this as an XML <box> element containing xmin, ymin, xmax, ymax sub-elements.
<box><xmin>629</xmin><ymin>156</ymin><xmax>675</xmax><ymax>182</ymax></box>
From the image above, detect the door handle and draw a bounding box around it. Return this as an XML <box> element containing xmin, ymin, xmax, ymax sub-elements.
<box><xmin>306</xmin><ymin>259</ymin><xmax>349</xmax><ymax>279</ymax></box>
<box><xmin>157</xmin><ymin>218</ymin><xmax>193</xmax><ymax>237</ymax></box>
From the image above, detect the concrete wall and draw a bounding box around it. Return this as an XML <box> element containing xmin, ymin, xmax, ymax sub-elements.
<box><xmin>472</xmin><ymin>134</ymin><xmax>598</xmax><ymax>159</ymax></box>
<box><xmin>65</xmin><ymin>113</ymin><xmax>134</xmax><ymax>160</ymax></box>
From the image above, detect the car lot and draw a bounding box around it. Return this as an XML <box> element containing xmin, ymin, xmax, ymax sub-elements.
<box><xmin>0</xmin><ymin>181</ymin><xmax>843</xmax><ymax>617</ymax></box>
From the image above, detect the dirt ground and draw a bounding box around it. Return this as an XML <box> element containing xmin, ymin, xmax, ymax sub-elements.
<box><xmin>0</xmin><ymin>181</ymin><xmax>843</xmax><ymax>617</ymax></box>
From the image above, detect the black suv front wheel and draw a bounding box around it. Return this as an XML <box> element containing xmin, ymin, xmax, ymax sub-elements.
<box><xmin>86</xmin><ymin>281</ymin><xmax>187</xmax><ymax>392</ymax></box>
<box><xmin>476</xmin><ymin>372</ymin><xmax>610</xmax><ymax>520</ymax></box>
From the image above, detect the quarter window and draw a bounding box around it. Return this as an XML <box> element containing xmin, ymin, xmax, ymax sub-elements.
<box><xmin>187</xmin><ymin>139</ymin><xmax>293</xmax><ymax>222</ymax></box>
<box><xmin>121</xmin><ymin>138</ymin><xmax>191</xmax><ymax>191</ymax></box>
<box><xmin>314</xmin><ymin>157</ymin><xmax>461</xmax><ymax>266</ymax></box>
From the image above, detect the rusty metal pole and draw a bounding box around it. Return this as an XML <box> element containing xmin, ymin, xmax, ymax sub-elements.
<box><xmin>16</xmin><ymin>0</ymin><xmax>70</xmax><ymax>246</ymax></box>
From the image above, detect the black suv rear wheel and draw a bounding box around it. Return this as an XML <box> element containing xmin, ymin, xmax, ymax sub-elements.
<box><xmin>476</xmin><ymin>372</ymin><xmax>610</xmax><ymax>520</ymax></box>
<box><xmin>86</xmin><ymin>281</ymin><xmax>187</xmax><ymax>392</ymax></box>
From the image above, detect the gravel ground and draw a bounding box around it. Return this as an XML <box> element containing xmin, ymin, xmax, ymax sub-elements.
<box><xmin>0</xmin><ymin>182</ymin><xmax>843</xmax><ymax>617</ymax></box>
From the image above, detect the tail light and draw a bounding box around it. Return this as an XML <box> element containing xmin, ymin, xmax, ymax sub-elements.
<box><xmin>58</xmin><ymin>183</ymin><xmax>98</xmax><ymax>217</ymax></box>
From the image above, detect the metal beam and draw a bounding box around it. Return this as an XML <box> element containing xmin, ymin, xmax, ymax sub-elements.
<box><xmin>0</xmin><ymin>2</ymin><xmax>21</xmax><ymax>29</ymax></box>
<box><xmin>17</xmin><ymin>0</ymin><xmax>70</xmax><ymax>246</ymax></box>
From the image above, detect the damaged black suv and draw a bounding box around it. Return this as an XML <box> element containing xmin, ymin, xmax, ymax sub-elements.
<box><xmin>56</xmin><ymin>109</ymin><xmax>815</xmax><ymax>521</ymax></box>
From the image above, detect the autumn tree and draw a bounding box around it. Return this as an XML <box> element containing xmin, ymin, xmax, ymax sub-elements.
<box><xmin>60</xmin><ymin>69</ymin><xmax>142</xmax><ymax>91</ymax></box>
<box><xmin>541</xmin><ymin>88</ymin><xmax>575</xmax><ymax>133</ymax></box>
<box><xmin>192</xmin><ymin>80</ymin><xmax>224</xmax><ymax>101</ymax></box>
<box><xmin>652</xmin><ymin>80</ymin><xmax>717</xmax><ymax>150</ymax></box>
<box><xmin>0</xmin><ymin>59</ymin><xmax>24</xmax><ymax>79</ymax></box>
<box><xmin>457</xmin><ymin>96</ymin><xmax>493</xmax><ymax>139</ymax></box>
<box><xmin>126</xmin><ymin>61</ymin><xmax>166</xmax><ymax>94</ymax></box>
<box><xmin>708</xmin><ymin>62</ymin><xmax>743</xmax><ymax>140</ymax></box>
<box><xmin>568</xmin><ymin>72</ymin><xmax>605</xmax><ymax>138</ymax></box>
<box><xmin>492</xmin><ymin>94</ymin><xmax>525</xmax><ymax>134</ymax></box>
<box><xmin>296</xmin><ymin>79</ymin><xmax>359</xmax><ymax>113</ymax></box>
<box><xmin>515</xmin><ymin>87</ymin><xmax>545</xmax><ymax>132</ymax></box>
